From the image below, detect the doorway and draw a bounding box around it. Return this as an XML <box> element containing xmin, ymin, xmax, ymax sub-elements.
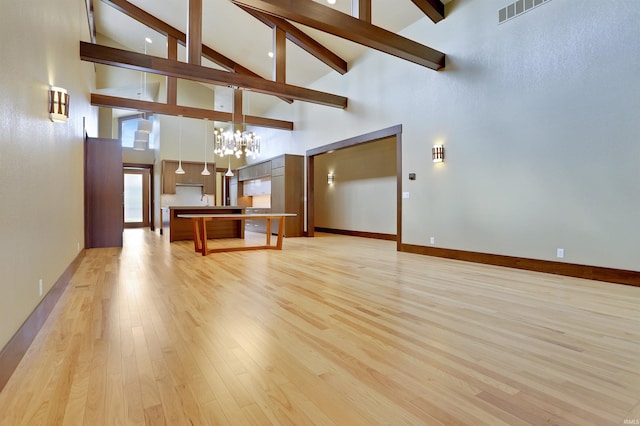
<box><xmin>123</xmin><ymin>165</ymin><xmax>153</xmax><ymax>229</ymax></box>
<box><xmin>306</xmin><ymin>125</ymin><xmax>403</xmax><ymax>250</ymax></box>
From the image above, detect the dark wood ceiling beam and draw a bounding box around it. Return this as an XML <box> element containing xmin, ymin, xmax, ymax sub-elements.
<box><xmin>100</xmin><ymin>0</ymin><xmax>293</xmax><ymax>103</ymax></box>
<box><xmin>409</xmin><ymin>0</ymin><xmax>445</xmax><ymax>23</ymax></box>
<box><xmin>167</xmin><ymin>35</ymin><xmax>178</xmax><ymax>105</ymax></box>
<box><xmin>187</xmin><ymin>0</ymin><xmax>203</xmax><ymax>65</ymax></box>
<box><xmin>237</xmin><ymin>5</ymin><xmax>347</xmax><ymax>75</ymax></box>
<box><xmin>231</xmin><ymin>0</ymin><xmax>445</xmax><ymax>70</ymax></box>
<box><xmin>90</xmin><ymin>93</ymin><xmax>294</xmax><ymax>130</ymax></box>
<box><xmin>80</xmin><ymin>42</ymin><xmax>348</xmax><ymax>108</ymax></box>
<box><xmin>233</xmin><ymin>90</ymin><xmax>244</xmax><ymax>131</ymax></box>
<box><xmin>352</xmin><ymin>0</ymin><xmax>371</xmax><ymax>23</ymax></box>
<box><xmin>273</xmin><ymin>27</ymin><xmax>286</xmax><ymax>83</ymax></box>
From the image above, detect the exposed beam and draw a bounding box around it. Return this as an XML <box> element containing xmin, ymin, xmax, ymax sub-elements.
<box><xmin>90</xmin><ymin>94</ymin><xmax>294</xmax><ymax>130</ymax></box>
<box><xmin>233</xmin><ymin>89</ymin><xmax>244</xmax><ymax>131</ymax></box>
<box><xmin>167</xmin><ymin>35</ymin><xmax>178</xmax><ymax>105</ymax></box>
<box><xmin>273</xmin><ymin>27</ymin><xmax>286</xmax><ymax>83</ymax></box>
<box><xmin>237</xmin><ymin>5</ymin><xmax>348</xmax><ymax>75</ymax></box>
<box><xmin>80</xmin><ymin>42</ymin><xmax>348</xmax><ymax>108</ymax></box>
<box><xmin>85</xmin><ymin>0</ymin><xmax>97</xmax><ymax>43</ymax></box>
<box><xmin>100</xmin><ymin>0</ymin><xmax>293</xmax><ymax>103</ymax></box>
<box><xmin>409</xmin><ymin>0</ymin><xmax>445</xmax><ymax>24</ymax></box>
<box><xmin>231</xmin><ymin>0</ymin><xmax>445</xmax><ymax>70</ymax></box>
<box><xmin>352</xmin><ymin>0</ymin><xmax>371</xmax><ymax>23</ymax></box>
<box><xmin>187</xmin><ymin>0</ymin><xmax>203</xmax><ymax>65</ymax></box>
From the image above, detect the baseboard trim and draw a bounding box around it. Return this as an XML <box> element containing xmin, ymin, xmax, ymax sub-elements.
<box><xmin>401</xmin><ymin>244</ymin><xmax>640</xmax><ymax>287</ymax></box>
<box><xmin>315</xmin><ymin>227</ymin><xmax>397</xmax><ymax>241</ymax></box>
<box><xmin>0</xmin><ymin>251</ymin><xmax>85</xmax><ymax>392</ymax></box>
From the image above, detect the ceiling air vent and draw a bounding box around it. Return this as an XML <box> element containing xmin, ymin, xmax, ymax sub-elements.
<box><xmin>499</xmin><ymin>0</ymin><xmax>552</xmax><ymax>24</ymax></box>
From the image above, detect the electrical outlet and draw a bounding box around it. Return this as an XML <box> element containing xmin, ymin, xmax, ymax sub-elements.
<box><xmin>430</xmin><ymin>236</ymin><xmax>435</xmax><ymax>245</ymax></box>
<box><xmin>556</xmin><ymin>248</ymin><xmax>564</xmax><ymax>259</ymax></box>
<box><xmin>38</xmin><ymin>279</ymin><xmax>43</xmax><ymax>297</ymax></box>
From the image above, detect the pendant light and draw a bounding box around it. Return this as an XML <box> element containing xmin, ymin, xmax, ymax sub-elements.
<box><xmin>201</xmin><ymin>118</ymin><xmax>211</xmax><ymax>176</ymax></box>
<box><xmin>225</xmin><ymin>156</ymin><xmax>234</xmax><ymax>177</ymax></box>
<box><xmin>175</xmin><ymin>115</ymin><xmax>185</xmax><ymax>174</ymax></box>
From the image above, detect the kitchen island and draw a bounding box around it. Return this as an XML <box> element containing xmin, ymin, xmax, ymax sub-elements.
<box><xmin>163</xmin><ymin>206</ymin><xmax>246</xmax><ymax>242</ymax></box>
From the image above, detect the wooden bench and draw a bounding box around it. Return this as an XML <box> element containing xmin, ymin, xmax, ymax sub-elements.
<box><xmin>178</xmin><ymin>213</ymin><xmax>297</xmax><ymax>256</ymax></box>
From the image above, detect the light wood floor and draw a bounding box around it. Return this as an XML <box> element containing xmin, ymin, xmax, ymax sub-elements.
<box><xmin>1</xmin><ymin>230</ymin><xmax>639</xmax><ymax>425</ymax></box>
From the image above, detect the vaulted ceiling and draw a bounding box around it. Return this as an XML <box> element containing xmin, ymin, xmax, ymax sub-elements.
<box><xmin>85</xmin><ymin>0</ymin><xmax>449</xmax><ymax>129</ymax></box>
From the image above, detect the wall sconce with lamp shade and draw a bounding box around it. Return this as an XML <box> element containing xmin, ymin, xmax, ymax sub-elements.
<box><xmin>49</xmin><ymin>86</ymin><xmax>69</xmax><ymax>122</ymax></box>
<box><xmin>327</xmin><ymin>173</ymin><xmax>335</xmax><ymax>185</ymax></box>
<box><xmin>432</xmin><ymin>145</ymin><xmax>444</xmax><ymax>163</ymax></box>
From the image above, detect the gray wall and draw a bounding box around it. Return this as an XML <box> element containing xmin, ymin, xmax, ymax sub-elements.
<box><xmin>260</xmin><ymin>0</ymin><xmax>640</xmax><ymax>271</ymax></box>
<box><xmin>0</xmin><ymin>0</ymin><xmax>96</xmax><ymax>348</ymax></box>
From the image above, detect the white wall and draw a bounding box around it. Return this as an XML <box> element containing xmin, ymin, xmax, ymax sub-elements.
<box><xmin>260</xmin><ymin>0</ymin><xmax>640</xmax><ymax>271</ymax></box>
<box><xmin>0</xmin><ymin>0</ymin><xmax>97</xmax><ymax>348</ymax></box>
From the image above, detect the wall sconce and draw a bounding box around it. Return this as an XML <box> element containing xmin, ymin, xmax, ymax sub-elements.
<box><xmin>327</xmin><ymin>173</ymin><xmax>335</xmax><ymax>185</ymax></box>
<box><xmin>432</xmin><ymin>145</ymin><xmax>444</xmax><ymax>163</ymax></box>
<box><xmin>49</xmin><ymin>86</ymin><xmax>69</xmax><ymax>122</ymax></box>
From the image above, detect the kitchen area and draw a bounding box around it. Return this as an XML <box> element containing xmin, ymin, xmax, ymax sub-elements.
<box><xmin>160</xmin><ymin>154</ymin><xmax>304</xmax><ymax>242</ymax></box>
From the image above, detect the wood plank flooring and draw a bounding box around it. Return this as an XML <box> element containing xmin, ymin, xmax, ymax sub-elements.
<box><xmin>0</xmin><ymin>229</ymin><xmax>639</xmax><ymax>425</ymax></box>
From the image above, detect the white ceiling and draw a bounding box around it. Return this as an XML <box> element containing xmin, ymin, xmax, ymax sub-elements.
<box><xmin>93</xmin><ymin>0</ymin><xmax>448</xmax><ymax>117</ymax></box>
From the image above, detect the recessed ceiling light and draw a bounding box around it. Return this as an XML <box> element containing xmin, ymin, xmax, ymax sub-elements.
<box><xmin>327</xmin><ymin>0</ymin><xmax>336</xmax><ymax>4</ymax></box>
<box><xmin>145</xmin><ymin>37</ymin><xmax>152</xmax><ymax>44</ymax></box>
<box><xmin>268</xmin><ymin>51</ymin><xmax>274</xmax><ymax>58</ymax></box>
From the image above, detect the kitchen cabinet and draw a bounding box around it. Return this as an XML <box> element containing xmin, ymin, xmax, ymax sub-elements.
<box><xmin>166</xmin><ymin>206</ymin><xmax>246</xmax><ymax>242</ymax></box>
<box><xmin>236</xmin><ymin>154</ymin><xmax>304</xmax><ymax>237</ymax></box>
<box><xmin>244</xmin><ymin>208</ymin><xmax>270</xmax><ymax>234</ymax></box>
<box><xmin>162</xmin><ymin>160</ymin><xmax>214</xmax><ymax>194</ymax></box>
<box><xmin>270</xmin><ymin>155</ymin><xmax>304</xmax><ymax>237</ymax></box>
<box><xmin>243</xmin><ymin>178</ymin><xmax>271</xmax><ymax>196</ymax></box>
<box><xmin>238</xmin><ymin>160</ymin><xmax>271</xmax><ymax>181</ymax></box>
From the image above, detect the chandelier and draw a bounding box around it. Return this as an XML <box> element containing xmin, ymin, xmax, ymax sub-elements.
<box><xmin>213</xmin><ymin>89</ymin><xmax>261</xmax><ymax>159</ymax></box>
<box><xmin>213</xmin><ymin>128</ymin><xmax>261</xmax><ymax>159</ymax></box>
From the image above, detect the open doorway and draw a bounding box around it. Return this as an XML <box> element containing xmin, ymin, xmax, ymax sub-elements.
<box><xmin>306</xmin><ymin>125</ymin><xmax>403</xmax><ymax>250</ymax></box>
<box><xmin>123</xmin><ymin>165</ymin><xmax>154</xmax><ymax>230</ymax></box>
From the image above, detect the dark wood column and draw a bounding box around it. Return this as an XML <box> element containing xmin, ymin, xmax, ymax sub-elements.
<box><xmin>273</xmin><ymin>26</ymin><xmax>286</xmax><ymax>83</ymax></box>
<box><xmin>187</xmin><ymin>0</ymin><xmax>202</xmax><ymax>65</ymax></box>
<box><xmin>352</xmin><ymin>0</ymin><xmax>371</xmax><ymax>23</ymax></box>
<box><xmin>85</xmin><ymin>137</ymin><xmax>124</xmax><ymax>248</ymax></box>
<box><xmin>233</xmin><ymin>89</ymin><xmax>243</xmax><ymax>131</ymax></box>
<box><xmin>167</xmin><ymin>35</ymin><xmax>178</xmax><ymax>105</ymax></box>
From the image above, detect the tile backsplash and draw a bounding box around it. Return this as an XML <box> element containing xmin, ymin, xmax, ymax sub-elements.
<box><xmin>161</xmin><ymin>186</ymin><xmax>213</xmax><ymax>207</ymax></box>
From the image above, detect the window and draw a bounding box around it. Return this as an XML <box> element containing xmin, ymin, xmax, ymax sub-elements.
<box><xmin>118</xmin><ymin>114</ymin><xmax>154</xmax><ymax>148</ymax></box>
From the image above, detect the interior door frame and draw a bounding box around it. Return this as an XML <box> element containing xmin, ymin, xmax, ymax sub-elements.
<box><xmin>123</xmin><ymin>163</ymin><xmax>155</xmax><ymax>231</ymax></box>
<box><xmin>306</xmin><ymin>124</ymin><xmax>403</xmax><ymax>250</ymax></box>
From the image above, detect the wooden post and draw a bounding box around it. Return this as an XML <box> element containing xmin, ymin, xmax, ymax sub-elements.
<box><xmin>187</xmin><ymin>0</ymin><xmax>202</xmax><ymax>65</ymax></box>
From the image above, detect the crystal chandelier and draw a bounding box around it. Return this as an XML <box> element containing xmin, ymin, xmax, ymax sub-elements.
<box><xmin>213</xmin><ymin>89</ymin><xmax>261</xmax><ymax>160</ymax></box>
<box><xmin>213</xmin><ymin>128</ymin><xmax>260</xmax><ymax>159</ymax></box>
